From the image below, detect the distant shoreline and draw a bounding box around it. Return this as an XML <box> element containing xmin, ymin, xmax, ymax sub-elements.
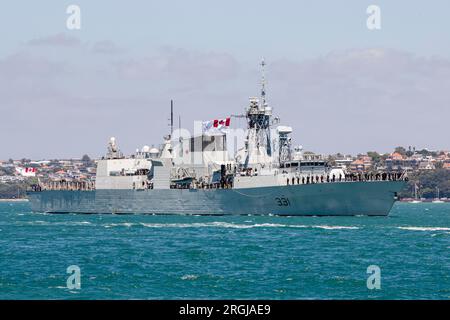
<box><xmin>0</xmin><ymin>198</ymin><xmax>29</xmax><ymax>202</ymax></box>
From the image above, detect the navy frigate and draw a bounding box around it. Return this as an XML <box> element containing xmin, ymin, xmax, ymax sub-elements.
<box><xmin>27</xmin><ymin>61</ymin><xmax>406</xmax><ymax>216</ymax></box>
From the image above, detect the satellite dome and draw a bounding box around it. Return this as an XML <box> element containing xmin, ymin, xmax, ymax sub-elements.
<box><xmin>277</xmin><ymin>126</ymin><xmax>292</xmax><ymax>134</ymax></box>
<box><xmin>149</xmin><ymin>147</ymin><xmax>159</xmax><ymax>154</ymax></box>
<box><xmin>142</xmin><ymin>145</ymin><xmax>150</xmax><ymax>153</ymax></box>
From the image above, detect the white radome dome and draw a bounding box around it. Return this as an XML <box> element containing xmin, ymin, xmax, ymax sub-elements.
<box><xmin>277</xmin><ymin>126</ymin><xmax>292</xmax><ymax>134</ymax></box>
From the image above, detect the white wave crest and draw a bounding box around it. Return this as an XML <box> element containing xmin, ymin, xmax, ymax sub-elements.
<box><xmin>312</xmin><ymin>225</ymin><xmax>360</xmax><ymax>230</ymax></box>
<box><xmin>181</xmin><ymin>274</ymin><xmax>198</xmax><ymax>280</ymax></box>
<box><xmin>104</xmin><ymin>222</ymin><xmax>136</xmax><ymax>228</ymax></box>
<box><xmin>139</xmin><ymin>222</ymin><xmax>359</xmax><ymax>230</ymax></box>
<box><xmin>26</xmin><ymin>221</ymin><xmax>93</xmax><ymax>226</ymax></box>
<box><xmin>140</xmin><ymin>222</ymin><xmax>254</xmax><ymax>229</ymax></box>
<box><xmin>397</xmin><ymin>226</ymin><xmax>450</xmax><ymax>232</ymax></box>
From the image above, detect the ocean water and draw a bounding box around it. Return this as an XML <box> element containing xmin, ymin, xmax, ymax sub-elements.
<box><xmin>0</xmin><ymin>202</ymin><xmax>448</xmax><ymax>300</ymax></box>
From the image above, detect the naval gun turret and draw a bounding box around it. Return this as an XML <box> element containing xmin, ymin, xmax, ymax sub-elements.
<box><xmin>106</xmin><ymin>137</ymin><xmax>123</xmax><ymax>159</ymax></box>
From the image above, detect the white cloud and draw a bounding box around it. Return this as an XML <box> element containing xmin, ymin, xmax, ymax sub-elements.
<box><xmin>27</xmin><ymin>33</ymin><xmax>81</xmax><ymax>47</ymax></box>
<box><xmin>113</xmin><ymin>47</ymin><xmax>240</xmax><ymax>83</ymax></box>
<box><xmin>269</xmin><ymin>48</ymin><xmax>450</xmax><ymax>153</ymax></box>
<box><xmin>92</xmin><ymin>40</ymin><xmax>125</xmax><ymax>55</ymax></box>
<box><xmin>0</xmin><ymin>52</ymin><xmax>67</xmax><ymax>79</ymax></box>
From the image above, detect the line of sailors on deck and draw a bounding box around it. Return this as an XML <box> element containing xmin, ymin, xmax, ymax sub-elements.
<box><xmin>31</xmin><ymin>180</ymin><xmax>95</xmax><ymax>191</ymax></box>
<box><xmin>287</xmin><ymin>172</ymin><xmax>406</xmax><ymax>185</ymax></box>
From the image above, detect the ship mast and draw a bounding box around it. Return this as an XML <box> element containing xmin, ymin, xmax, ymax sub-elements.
<box><xmin>260</xmin><ymin>58</ymin><xmax>267</xmax><ymax>109</ymax></box>
<box><xmin>160</xmin><ymin>100</ymin><xmax>174</xmax><ymax>165</ymax></box>
<box><xmin>260</xmin><ymin>58</ymin><xmax>272</xmax><ymax>157</ymax></box>
<box><xmin>243</xmin><ymin>59</ymin><xmax>274</xmax><ymax>169</ymax></box>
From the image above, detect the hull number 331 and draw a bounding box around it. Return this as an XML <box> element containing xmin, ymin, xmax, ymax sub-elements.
<box><xmin>275</xmin><ymin>197</ymin><xmax>290</xmax><ymax>206</ymax></box>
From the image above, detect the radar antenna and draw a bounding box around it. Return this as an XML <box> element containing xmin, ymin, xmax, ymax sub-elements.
<box><xmin>260</xmin><ymin>58</ymin><xmax>267</xmax><ymax>108</ymax></box>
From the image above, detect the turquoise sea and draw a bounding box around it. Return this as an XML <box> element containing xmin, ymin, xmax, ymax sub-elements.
<box><xmin>0</xmin><ymin>202</ymin><xmax>448</xmax><ymax>299</ymax></box>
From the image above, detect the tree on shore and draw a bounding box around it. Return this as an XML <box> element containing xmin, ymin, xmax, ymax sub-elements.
<box><xmin>81</xmin><ymin>154</ymin><xmax>92</xmax><ymax>164</ymax></box>
<box><xmin>367</xmin><ymin>151</ymin><xmax>381</xmax><ymax>164</ymax></box>
<box><xmin>399</xmin><ymin>169</ymin><xmax>450</xmax><ymax>199</ymax></box>
<box><xmin>394</xmin><ymin>146</ymin><xmax>407</xmax><ymax>156</ymax></box>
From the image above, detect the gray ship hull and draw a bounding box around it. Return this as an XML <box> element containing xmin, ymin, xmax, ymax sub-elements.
<box><xmin>27</xmin><ymin>180</ymin><xmax>405</xmax><ymax>216</ymax></box>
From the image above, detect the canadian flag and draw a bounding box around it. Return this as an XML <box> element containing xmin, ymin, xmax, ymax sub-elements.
<box><xmin>15</xmin><ymin>167</ymin><xmax>37</xmax><ymax>177</ymax></box>
<box><xmin>202</xmin><ymin>117</ymin><xmax>231</xmax><ymax>135</ymax></box>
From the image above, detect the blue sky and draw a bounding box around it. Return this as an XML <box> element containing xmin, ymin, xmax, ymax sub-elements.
<box><xmin>1</xmin><ymin>1</ymin><xmax>450</xmax><ymax>158</ymax></box>
<box><xmin>2</xmin><ymin>1</ymin><xmax>450</xmax><ymax>58</ymax></box>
